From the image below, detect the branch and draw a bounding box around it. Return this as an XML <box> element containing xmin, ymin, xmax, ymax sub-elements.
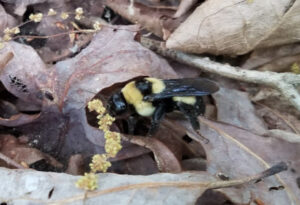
<box><xmin>140</xmin><ymin>38</ymin><xmax>300</xmax><ymax>112</ymax></box>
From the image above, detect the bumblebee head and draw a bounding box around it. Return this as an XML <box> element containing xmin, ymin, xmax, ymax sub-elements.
<box><xmin>107</xmin><ymin>93</ymin><xmax>127</xmax><ymax>116</ymax></box>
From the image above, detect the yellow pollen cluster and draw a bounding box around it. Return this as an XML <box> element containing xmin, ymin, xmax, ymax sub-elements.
<box><xmin>291</xmin><ymin>62</ymin><xmax>300</xmax><ymax>74</ymax></box>
<box><xmin>60</xmin><ymin>12</ymin><xmax>69</xmax><ymax>20</ymax></box>
<box><xmin>90</xmin><ymin>154</ymin><xmax>111</xmax><ymax>173</ymax></box>
<box><xmin>98</xmin><ymin>114</ymin><xmax>115</xmax><ymax>131</ymax></box>
<box><xmin>29</xmin><ymin>13</ymin><xmax>43</xmax><ymax>22</ymax></box>
<box><xmin>75</xmin><ymin>7</ymin><xmax>84</xmax><ymax>20</ymax></box>
<box><xmin>76</xmin><ymin>99</ymin><xmax>122</xmax><ymax>191</ymax></box>
<box><xmin>88</xmin><ymin>99</ymin><xmax>106</xmax><ymax>115</ymax></box>
<box><xmin>48</xmin><ymin>8</ymin><xmax>57</xmax><ymax>16</ymax></box>
<box><xmin>105</xmin><ymin>132</ymin><xmax>122</xmax><ymax>157</ymax></box>
<box><xmin>93</xmin><ymin>21</ymin><xmax>102</xmax><ymax>31</ymax></box>
<box><xmin>75</xmin><ymin>173</ymin><xmax>98</xmax><ymax>191</ymax></box>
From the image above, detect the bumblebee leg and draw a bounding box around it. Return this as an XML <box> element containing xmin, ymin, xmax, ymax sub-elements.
<box><xmin>148</xmin><ymin>103</ymin><xmax>166</xmax><ymax>135</ymax></box>
<box><xmin>127</xmin><ymin>115</ymin><xmax>138</xmax><ymax>135</ymax></box>
<box><xmin>177</xmin><ymin>103</ymin><xmax>200</xmax><ymax>130</ymax></box>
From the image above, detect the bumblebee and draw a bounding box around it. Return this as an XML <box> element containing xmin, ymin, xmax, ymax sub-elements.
<box><xmin>107</xmin><ymin>77</ymin><xmax>219</xmax><ymax>135</ymax></box>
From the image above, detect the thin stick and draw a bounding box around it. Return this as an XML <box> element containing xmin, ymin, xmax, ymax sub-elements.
<box><xmin>0</xmin><ymin>152</ymin><xmax>25</xmax><ymax>169</ymax></box>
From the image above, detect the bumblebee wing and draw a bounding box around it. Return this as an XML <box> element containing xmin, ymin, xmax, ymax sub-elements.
<box><xmin>144</xmin><ymin>78</ymin><xmax>219</xmax><ymax>101</ymax></box>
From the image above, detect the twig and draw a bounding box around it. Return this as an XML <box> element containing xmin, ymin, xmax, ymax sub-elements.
<box><xmin>0</xmin><ymin>152</ymin><xmax>25</xmax><ymax>169</ymax></box>
<box><xmin>140</xmin><ymin>38</ymin><xmax>300</xmax><ymax>112</ymax></box>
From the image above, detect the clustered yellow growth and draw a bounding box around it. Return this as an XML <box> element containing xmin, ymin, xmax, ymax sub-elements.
<box><xmin>75</xmin><ymin>99</ymin><xmax>122</xmax><ymax>191</ymax></box>
<box><xmin>90</xmin><ymin>154</ymin><xmax>111</xmax><ymax>173</ymax></box>
<box><xmin>75</xmin><ymin>173</ymin><xmax>98</xmax><ymax>191</ymax></box>
<box><xmin>75</xmin><ymin>7</ymin><xmax>84</xmax><ymax>20</ymax></box>
<box><xmin>0</xmin><ymin>7</ymin><xmax>101</xmax><ymax>50</ymax></box>
<box><xmin>29</xmin><ymin>13</ymin><xmax>43</xmax><ymax>22</ymax></box>
<box><xmin>291</xmin><ymin>62</ymin><xmax>300</xmax><ymax>74</ymax></box>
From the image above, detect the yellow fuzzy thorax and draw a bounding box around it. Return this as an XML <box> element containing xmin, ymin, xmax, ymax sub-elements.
<box><xmin>145</xmin><ymin>77</ymin><xmax>166</xmax><ymax>93</ymax></box>
<box><xmin>173</xmin><ymin>96</ymin><xmax>196</xmax><ymax>105</ymax></box>
<box><xmin>121</xmin><ymin>81</ymin><xmax>155</xmax><ymax>116</ymax></box>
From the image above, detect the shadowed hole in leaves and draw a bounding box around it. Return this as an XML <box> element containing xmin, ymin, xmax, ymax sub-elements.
<box><xmin>15</xmin><ymin>5</ymin><xmax>47</xmax><ymax>49</ymax></box>
<box><xmin>196</xmin><ymin>190</ymin><xmax>235</xmax><ymax>205</ymax></box>
<box><xmin>182</xmin><ymin>134</ymin><xmax>193</xmax><ymax>143</ymax></box>
<box><xmin>297</xmin><ymin>177</ymin><xmax>300</xmax><ymax>189</ymax></box>
<box><xmin>217</xmin><ymin>172</ymin><xmax>230</xmax><ymax>181</ymax></box>
<box><xmin>48</xmin><ymin>187</ymin><xmax>54</xmax><ymax>199</ymax></box>
<box><xmin>268</xmin><ymin>186</ymin><xmax>285</xmax><ymax>191</ymax></box>
<box><xmin>29</xmin><ymin>159</ymin><xmax>62</xmax><ymax>172</ymax></box>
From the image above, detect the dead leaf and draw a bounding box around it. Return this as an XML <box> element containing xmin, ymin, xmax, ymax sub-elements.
<box><xmin>213</xmin><ymin>87</ymin><xmax>267</xmax><ymax>135</ymax></box>
<box><xmin>192</xmin><ymin>118</ymin><xmax>300</xmax><ymax>204</ymax></box>
<box><xmin>0</xmin><ymin>134</ymin><xmax>63</xmax><ymax>169</ymax></box>
<box><xmin>0</xmin><ymin>167</ymin><xmax>216</xmax><ymax>204</ymax></box>
<box><xmin>242</xmin><ymin>43</ymin><xmax>300</xmax><ymax>70</ymax></box>
<box><xmin>0</xmin><ymin>41</ymin><xmax>50</xmax><ymax>106</ymax></box>
<box><xmin>167</xmin><ymin>0</ymin><xmax>300</xmax><ymax>55</ymax></box>
<box><xmin>0</xmin><ymin>164</ymin><xmax>287</xmax><ymax>204</ymax></box>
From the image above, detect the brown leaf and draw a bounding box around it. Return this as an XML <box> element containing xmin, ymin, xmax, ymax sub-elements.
<box><xmin>167</xmin><ymin>0</ymin><xmax>300</xmax><ymax>55</ymax></box>
<box><xmin>65</xmin><ymin>154</ymin><xmax>84</xmax><ymax>175</ymax></box>
<box><xmin>190</xmin><ymin>118</ymin><xmax>300</xmax><ymax>204</ymax></box>
<box><xmin>124</xmin><ymin>134</ymin><xmax>182</xmax><ymax>172</ymax></box>
<box><xmin>213</xmin><ymin>87</ymin><xmax>267</xmax><ymax>135</ymax></box>
<box><xmin>0</xmin><ymin>134</ymin><xmax>63</xmax><ymax>169</ymax></box>
<box><xmin>242</xmin><ymin>44</ymin><xmax>300</xmax><ymax>70</ymax></box>
<box><xmin>0</xmin><ymin>41</ymin><xmax>49</xmax><ymax>106</ymax></box>
<box><xmin>0</xmin><ymin>163</ymin><xmax>288</xmax><ymax>204</ymax></box>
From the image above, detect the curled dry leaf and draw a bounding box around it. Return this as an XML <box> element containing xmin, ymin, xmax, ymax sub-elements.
<box><xmin>167</xmin><ymin>0</ymin><xmax>300</xmax><ymax>55</ymax></box>
<box><xmin>123</xmin><ymin>130</ymin><xmax>182</xmax><ymax>172</ymax></box>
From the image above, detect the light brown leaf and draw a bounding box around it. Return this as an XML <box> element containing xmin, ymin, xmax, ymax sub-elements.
<box><xmin>190</xmin><ymin>118</ymin><xmax>300</xmax><ymax>204</ymax></box>
<box><xmin>167</xmin><ymin>0</ymin><xmax>300</xmax><ymax>55</ymax></box>
<box><xmin>213</xmin><ymin>87</ymin><xmax>267</xmax><ymax>135</ymax></box>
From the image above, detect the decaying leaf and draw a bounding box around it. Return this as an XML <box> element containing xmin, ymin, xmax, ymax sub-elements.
<box><xmin>167</xmin><ymin>0</ymin><xmax>300</xmax><ymax>55</ymax></box>
<box><xmin>242</xmin><ymin>43</ymin><xmax>300</xmax><ymax>70</ymax></box>
<box><xmin>0</xmin><ymin>134</ymin><xmax>63</xmax><ymax>169</ymax></box>
<box><xmin>0</xmin><ymin>163</ymin><xmax>288</xmax><ymax>204</ymax></box>
<box><xmin>189</xmin><ymin>118</ymin><xmax>300</xmax><ymax>204</ymax></box>
<box><xmin>213</xmin><ymin>87</ymin><xmax>267</xmax><ymax>135</ymax></box>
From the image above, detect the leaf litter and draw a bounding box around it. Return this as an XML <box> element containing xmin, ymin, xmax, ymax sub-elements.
<box><xmin>0</xmin><ymin>0</ymin><xmax>299</xmax><ymax>204</ymax></box>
